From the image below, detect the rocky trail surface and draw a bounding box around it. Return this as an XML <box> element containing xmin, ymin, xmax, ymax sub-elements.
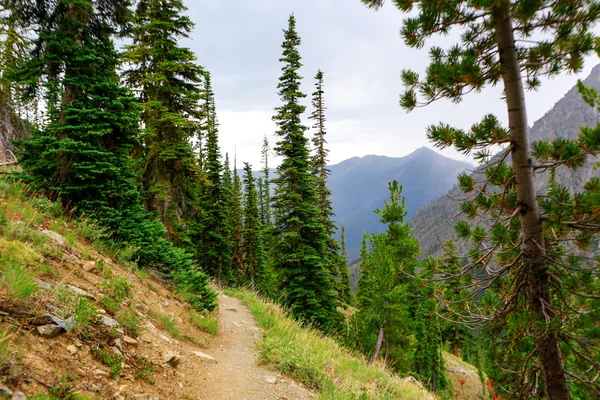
<box><xmin>193</xmin><ymin>293</ymin><xmax>314</xmax><ymax>400</ymax></box>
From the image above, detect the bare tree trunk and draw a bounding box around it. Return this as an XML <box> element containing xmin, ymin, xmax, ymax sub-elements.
<box><xmin>494</xmin><ymin>7</ymin><xmax>570</xmax><ymax>400</ymax></box>
<box><xmin>368</xmin><ymin>327</ymin><xmax>384</xmax><ymax>365</ymax></box>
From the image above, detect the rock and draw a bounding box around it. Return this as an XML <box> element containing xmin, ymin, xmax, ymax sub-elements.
<box><xmin>88</xmin><ymin>384</ymin><xmax>102</xmax><ymax>392</ymax></box>
<box><xmin>264</xmin><ymin>375</ymin><xmax>277</xmax><ymax>384</ymax></box>
<box><xmin>191</xmin><ymin>351</ymin><xmax>217</xmax><ymax>363</ymax></box>
<box><xmin>40</xmin><ymin>229</ymin><xmax>67</xmax><ymax>247</ymax></box>
<box><xmin>35</xmin><ymin>279</ymin><xmax>52</xmax><ymax>290</ymax></box>
<box><xmin>136</xmin><ymin>303</ymin><xmax>150</xmax><ymax>313</ymax></box>
<box><xmin>11</xmin><ymin>391</ymin><xmax>26</xmax><ymax>400</ymax></box>
<box><xmin>111</xmin><ymin>346</ymin><xmax>123</xmax><ymax>357</ymax></box>
<box><xmin>0</xmin><ymin>384</ymin><xmax>13</xmax><ymax>397</ymax></box>
<box><xmin>225</xmin><ymin>308</ymin><xmax>237</xmax><ymax>312</ymax></box>
<box><xmin>36</xmin><ymin>324</ymin><xmax>63</xmax><ymax>338</ymax></box>
<box><xmin>114</xmin><ymin>339</ymin><xmax>123</xmax><ymax>351</ymax></box>
<box><xmin>162</xmin><ymin>301</ymin><xmax>169</xmax><ymax>307</ymax></box>
<box><xmin>95</xmin><ymin>369</ymin><xmax>110</xmax><ymax>378</ymax></box>
<box><xmin>158</xmin><ymin>334</ymin><xmax>171</xmax><ymax>343</ymax></box>
<box><xmin>43</xmin><ymin>314</ymin><xmax>76</xmax><ymax>332</ymax></box>
<box><xmin>123</xmin><ymin>336</ymin><xmax>139</xmax><ymax>347</ymax></box>
<box><xmin>82</xmin><ymin>260</ymin><xmax>96</xmax><ymax>272</ymax></box>
<box><xmin>101</xmin><ymin>316</ymin><xmax>120</xmax><ymax>328</ymax></box>
<box><xmin>164</xmin><ymin>352</ymin><xmax>183</xmax><ymax>368</ymax></box>
<box><xmin>66</xmin><ymin>345</ymin><xmax>77</xmax><ymax>354</ymax></box>
<box><xmin>67</xmin><ymin>285</ymin><xmax>96</xmax><ymax>301</ymax></box>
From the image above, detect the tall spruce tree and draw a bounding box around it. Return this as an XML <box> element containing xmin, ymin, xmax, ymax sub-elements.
<box><xmin>363</xmin><ymin>0</ymin><xmax>600</xmax><ymax>397</ymax></box>
<box><xmin>198</xmin><ymin>72</ymin><xmax>231</xmax><ymax>284</ymax></box>
<box><xmin>12</xmin><ymin>0</ymin><xmax>215</xmax><ymax>311</ymax></box>
<box><xmin>230</xmin><ymin>155</ymin><xmax>244</xmax><ymax>284</ymax></box>
<box><xmin>242</xmin><ymin>162</ymin><xmax>263</xmax><ymax>290</ymax></box>
<box><xmin>271</xmin><ymin>15</ymin><xmax>342</xmax><ymax>333</ymax></box>
<box><xmin>338</xmin><ymin>226</ymin><xmax>352</xmax><ymax>304</ymax></box>
<box><xmin>122</xmin><ymin>0</ymin><xmax>203</xmax><ymax>236</ymax></box>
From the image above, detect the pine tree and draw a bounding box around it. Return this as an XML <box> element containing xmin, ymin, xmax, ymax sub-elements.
<box><xmin>198</xmin><ymin>72</ymin><xmax>231</xmax><ymax>284</ymax></box>
<box><xmin>338</xmin><ymin>226</ymin><xmax>352</xmax><ymax>305</ymax></box>
<box><xmin>352</xmin><ymin>181</ymin><xmax>420</xmax><ymax>368</ymax></box>
<box><xmin>12</xmin><ymin>0</ymin><xmax>215</xmax><ymax>311</ymax></box>
<box><xmin>259</xmin><ymin>136</ymin><xmax>272</xmax><ymax>227</ymax></box>
<box><xmin>271</xmin><ymin>15</ymin><xmax>342</xmax><ymax>333</ymax></box>
<box><xmin>363</xmin><ymin>1</ymin><xmax>600</xmax><ymax>397</ymax></box>
<box><xmin>230</xmin><ymin>155</ymin><xmax>244</xmax><ymax>284</ymax></box>
<box><xmin>0</xmin><ymin>0</ymin><xmax>29</xmax><ymax>162</ymax></box>
<box><xmin>242</xmin><ymin>162</ymin><xmax>262</xmax><ymax>290</ymax></box>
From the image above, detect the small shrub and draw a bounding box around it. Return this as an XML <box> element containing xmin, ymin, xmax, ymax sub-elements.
<box><xmin>99</xmin><ymin>295</ymin><xmax>120</xmax><ymax>315</ymax></box>
<box><xmin>132</xmin><ymin>355</ymin><xmax>155</xmax><ymax>384</ymax></box>
<box><xmin>75</xmin><ymin>217</ymin><xmax>107</xmax><ymax>243</ymax></box>
<box><xmin>30</xmin><ymin>196</ymin><xmax>63</xmax><ymax>217</ymax></box>
<box><xmin>31</xmin><ymin>374</ymin><xmax>92</xmax><ymax>400</ymax></box>
<box><xmin>101</xmin><ymin>275</ymin><xmax>131</xmax><ymax>302</ymax></box>
<box><xmin>118</xmin><ymin>308</ymin><xmax>143</xmax><ymax>337</ymax></box>
<box><xmin>92</xmin><ymin>348</ymin><xmax>124</xmax><ymax>378</ymax></box>
<box><xmin>115</xmin><ymin>244</ymin><xmax>139</xmax><ymax>266</ymax></box>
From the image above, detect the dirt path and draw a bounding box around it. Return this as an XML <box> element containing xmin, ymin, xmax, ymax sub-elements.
<box><xmin>191</xmin><ymin>293</ymin><xmax>314</xmax><ymax>400</ymax></box>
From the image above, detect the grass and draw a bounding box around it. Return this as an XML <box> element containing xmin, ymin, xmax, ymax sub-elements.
<box><xmin>226</xmin><ymin>288</ymin><xmax>437</xmax><ymax>400</ymax></box>
<box><xmin>31</xmin><ymin>374</ymin><xmax>92</xmax><ymax>400</ymax></box>
<box><xmin>117</xmin><ymin>308</ymin><xmax>143</xmax><ymax>337</ymax></box>
<box><xmin>92</xmin><ymin>348</ymin><xmax>124</xmax><ymax>378</ymax></box>
<box><xmin>101</xmin><ymin>274</ymin><xmax>131</xmax><ymax>302</ymax></box>
<box><xmin>153</xmin><ymin>313</ymin><xmax>182</xmax><ymax>339</ymax></box>
<box><xmin>0</xmin><ymin>328</ymin><xmax>13</xmax><ymax>370</ymax></box>
<box><xmin>0</xmin><ymin>237</ymin><xmax>40</xmax><ymax>299</ymax></box>
<box><xmin>187</xmin><ymin>311</ymin><xmax>219</xmax><ymax>336</ymax></box>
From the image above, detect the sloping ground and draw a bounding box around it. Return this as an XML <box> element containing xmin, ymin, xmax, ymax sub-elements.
<box><xmin>229</xmin><ymin>289</ymin><xmax>439</xmax><ymax>400</ymax></box>
<box><xmin>0</xmin><ymin>180</ymin><xmax>314</xmax><ymax>400</ymax></box>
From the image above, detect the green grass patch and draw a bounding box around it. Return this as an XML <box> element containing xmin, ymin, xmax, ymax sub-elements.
<box><xmin>187</xmin><ymin>311</ymin><xmax>219</xmax><ymax>336</ymax></box>
<box><xmin>153</xmin><ymin>313</ymin><xmax>181</xmax><ymax>339</ymax></box>
<box><xmin>225</xmin><ymin>288</ymin><xmax>437</xmax><ymax>400</ymax></box>
<box><xmin>92</xmin><ymin>348</ymin><xmax>124</xmax><ymax>378</ymax></box>
<box><xmin>117</xmin><ymin>308</ymin><xmax>143</xmax><ymax>337</ymax></box>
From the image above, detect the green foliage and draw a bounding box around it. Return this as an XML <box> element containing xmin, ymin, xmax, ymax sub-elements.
<box><xmin>188</xmin><ymin>311</ymin><xmax>219</xmax><ymax>336</ymax></box>
<box><xmin>92</xmin><ymin>348</ymin><xmax>124</xmax><ymax>378</ymax></box>
<box><xmin>123</xmin><ymin>0</ymin><xmax>204</xmax><ymax>234</ymax></box>
<box><xmin>118</xmin><ymin>308</ymin><xmax>143</xmax><ymax>337</ymax></box>
<box><xmin>271</xmin><ymin>15</ymin><xmax>342</xmax><ymax>334</ymax></box>
<box><xmin>73</xmin><ymin>297</ymin><xmax>98</xmax><ymax>334</ymax></box>
<box><xmin>101</xmin><ymin>275</ymin><xmax>132</xmax><ymax>303</ymax></box>
<box><xmin>242</xmin><ymin>162</ymin><xmax>266</xmax><ymax>291</ymax></box>
<box><xmin>32</xmin><ymin>374</ymin><xmax>91</xmax><ymax>400</ymax></box>
<box><xmin>132</xmin><ymin>355</ymin><xmax>155</xmax><ymax>384</ymax></box>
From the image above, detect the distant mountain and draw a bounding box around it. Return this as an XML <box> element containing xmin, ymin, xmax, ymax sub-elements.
<box><xmin>328</xmin><ymin>147</ymin><xmax>472</xmax><ymax>260</ymax></box>
<box><xmin>410</xmin><ymin>64</ymin><xmax>600</xmax><ymax>257</ymax></box>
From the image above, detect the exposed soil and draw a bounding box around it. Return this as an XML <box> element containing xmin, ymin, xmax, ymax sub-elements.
<box><xmin>192</xmin><ymin>293</ymin><xmax>314</xmax><ymax>400</ymax></box>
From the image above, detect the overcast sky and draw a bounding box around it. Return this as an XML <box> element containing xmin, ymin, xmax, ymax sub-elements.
<box><xmin>182</xmin><ymin>0</ymin><xmax>598</xmax><ymax>169</ymax></box>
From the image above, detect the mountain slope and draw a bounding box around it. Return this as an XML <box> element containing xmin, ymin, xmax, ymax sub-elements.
<box><xmin>410</xmin><ymin>64</ymin><xmax>600</xmax><ymax>256</ymax></box>
<box><xmin>328</xmin><ymin>147</ymin><xmax>472</xmax><ymax>259</ymax></box>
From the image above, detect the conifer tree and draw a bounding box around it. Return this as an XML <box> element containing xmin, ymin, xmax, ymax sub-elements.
<box><xmin>0</xmin><ymin>1</ymin><xmax>29</xmax><ymax>162</ymax></box>
<box><xmin>363</xmin><ymin>1</ymin><xmax>600</xmax><ymax>397</ymax></box>
<box><xmin>198</xmin><ymin>73</ymin><xmax>232</xmax><ymax>284</ymax></box>
<box><xmin>271</xmin><ymin>15</ymin><xmax>341</xmax><ymax>333</ymax></box>
<box><xmin>230</xmin><ymin>156</ymin><xmax>244</xmax><ymax>283</ymax></box>
<box><xmin>12</xmin><ymin>0</ymin><xmax>215</xmax><ymax>311</ymax></box>
<box><xmin>242</xmin><ymin>162</ymin><xmax>263</xmax><ymax>290</ymax></box>
<box><xmin>259</xmin><ymin>136</ymin><xmax>272</xmax><ymax>227</ymax></box>
<box><xmin>338</xmin><ymin>226</ymin><xmax>352</xmax><ymax>304</ymax></box>
<box><xmin>122</xmin><ymin>0</ymin><xmax>203</xmax><ymax>236</ymax></box>
<box><xmin>352</xmin><ymin>181</ymin><xmax>420</xmax><ymax>367</ymax></box>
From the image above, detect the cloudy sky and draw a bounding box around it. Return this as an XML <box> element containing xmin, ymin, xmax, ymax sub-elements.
<box><xmin>182</xmin><ymin>0</ymin><xmax>598</xmax><ymax>168</ymax></box>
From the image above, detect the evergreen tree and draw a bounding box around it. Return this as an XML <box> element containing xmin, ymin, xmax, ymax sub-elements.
<box><xmin>363</xmin><ymin>0</ymin><xmax>600</xmax><ymax>397</ymax></box>
<box><xmin>198</xmin><ymin>72</ymin><xmax>231</xmax><ymax>284</ymax></box>
<box><xmin>242</xmin><ymin>162</ymin><xmax>263</xmax><ymax>290</ymax></box>
<box><xmin>259</xmin><ymin>136</ymin><xmax>272</xmax><ymax>227</ymax></box>
<box><xmin>0</xmin><ymin>0</ymin><xmax>29</xmax><ymax>162</ymax></box>
<box><xmin>352</xmin><ymin>181</ymin><xmax>420</xmax><ymax>368</ymax></box>
<box><xmin>122</xmin><ymin>0</ymin><xmax>203</xmax><ymax>236</ymax></box>
<box><xmin>230</xmin><ymin>155</ymin><xmax>244</xmax><ymax>283</ymax></box>
<box><xmin>338</xmin><ymin>226</ymin><xmax>352</xmax><ymax>304</ymax></box>
<box><xmin>271</xmin><ymin>15</ymin><xmax>342</xmax><ymax>333</ymax></box>
<box><xmin>13</xmin><ymin>0</ymin><xmax>215</xmax><ymax>311</ymax></box>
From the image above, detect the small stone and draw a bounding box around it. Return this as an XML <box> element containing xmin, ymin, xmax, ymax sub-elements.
<box><xmin>177</xmin><ymin>382</ymin><xmax>183</xmax><ymax>388</ymax></box>
<box><xmin>0</xmin><ymin>384</ymin><xmax>13</xmax><ymax>397</ymax></box>
<box><xmin>68</xmin><ymin>285</ymin><xmax>97</xmax><ymax>301</ymax></box>
<box><xmin>114</xmin><ymin>338</ymin><xmax>123</xmax><ymax>351</ymax></box>
<box><xmin>36</xmin><ymin>324</ymin><xmax>63</xmax><ymax>338</ymax></box>
<box><xmin>111</xmin><ymin>346</ymin><xmax>123</xmax><ymax>357</ymax></box>
<box><xmin>158</xmin><ymin>334</ymin><xmax>171</xmax><ymax>343</ymax></box>
<box><xmin>123</xmin><ymin>336</ymin><xmax>139</xmax><ymax>347</ymax></box>
<box><xmin>95</xmin><ymin>369</ymin><xmax>110</xmax><ymax>377</ymax></box>
<box><xmin>35</xmin><ymin>279</ymin><xmax>52</xmax><ymax>290</ymax></box>
<box><xmin>88</xmin><ymin>384</ymin><xmax>102</xmax><ymax>392</ymax></box>
<box><xmin>162</xmin><ymin>301</ymin><xmax>169</xmax><ymax>307</ymax></box>
<box><xmin>136</xmin><ymin>303</ymin><xmax>150</xmax><ymax>313</ymax></box>
<box><xmin>164</xmin><ymin>351</ymin><xmax>183</xmax><ymax>368</ymax></box>
<box><xmin>66</xmin><ymin>345</ymin><xmax>77</xmax><ymax>354</ymax></box>
<box><xmin>101</xmin><ymin>316</ymin><xmax>120</xmax><ymax>328</ymax></box>
<box><xmin>76</xmin><ymin>368</ymin><xmax>87</xmax><ymax>377</ymax></box>
<box><xmin>191</xmin><ymin>351</ymin><xmax>217</xmax><ymax>363</ymax></box>
<box><xmin>11</xmin><ymin>391</ymin><xmax>26</xmax><ymax>400</ymax></box>
<box><xmin>264</xmin><ymin>375</ymin><xmax>277</xmax><ymax>384</ymax></box>
<box><xmin>82</xmin><ymin>260</ymin><xmax>96</xmax><ymax>272</ymax></box>
<box><xmin>40</xmin><ymin>229</ymin><xmax>67</xmax><ymax>247</ymax></box>
<box><xmin>225</xmin><ymin>308</ymin><xmax>237</xmax><ymax>312</ymax></box>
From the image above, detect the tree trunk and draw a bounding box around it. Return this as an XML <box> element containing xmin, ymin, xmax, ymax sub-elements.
<box><xmin>368</xmin><ymin>327</ymin><xmax>384</xmax><ymax>365</ymax></box>
<box><xmin>494</xmin><ymin>7</ymin><xmax>571</xmax><ymax>400</ymax></box>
